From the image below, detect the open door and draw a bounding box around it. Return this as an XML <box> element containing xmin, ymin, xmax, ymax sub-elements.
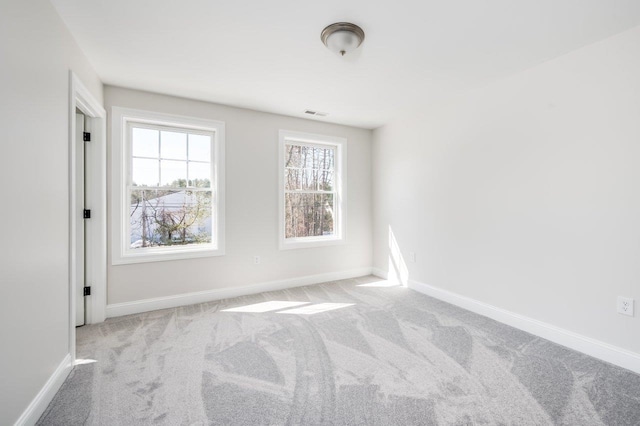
<box><xmin>75</xmin><ymin>111</ymin><xmax>86</xmax><ymax>326</ymax></box>
<box><xmin>69</xmin><ymin>71</ymin><xmax>107</xmax><ymax>360</ymax></box>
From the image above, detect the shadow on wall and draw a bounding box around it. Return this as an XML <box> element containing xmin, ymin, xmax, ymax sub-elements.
<box><xmin>388</xmin><ymin>226</ymin><xmax>409</xmax><ymax>287</ymax></box>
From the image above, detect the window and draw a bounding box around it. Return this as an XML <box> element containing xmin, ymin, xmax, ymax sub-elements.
<box><xmin>279</xmin><ymin>130</ymin><xmax>346</xmax><ymax>249</ymax></box>
<box><xmin>112</xmin><ymin>108</ymin><xmax>224</xmax><ymax>264</ymax></box>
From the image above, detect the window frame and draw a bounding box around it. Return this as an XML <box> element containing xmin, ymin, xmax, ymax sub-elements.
<box><xmin>278</xmin><ymin>130</ymin><xmax>347</xmax><ymax>250</ymax></box>
<box><xmin>111</xmin><ymin>107</ymin><xmax>225</xmax><ymax>264</ymax></box>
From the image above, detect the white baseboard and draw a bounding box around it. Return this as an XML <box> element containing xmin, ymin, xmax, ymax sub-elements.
<box><xmin>371</xmin><ymin>267</ymin><xmax>389</xmax><ymax>280</ymax></box>
<box><xmin>406</xmin><ymin>279</ymin><xmax>640</xmax><ymax>374</ymax></box>
<box><xmin>14</xmin><ymin>354</ymin><xmax>72</xmax><ymax>426</ymax></box>
<box><xmin>107</xmin><ymin>267</ymin><xmax>373</xmax><ymax>318</ymax></box>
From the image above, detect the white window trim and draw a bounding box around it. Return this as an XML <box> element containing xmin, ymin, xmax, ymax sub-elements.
<box><xmin>111</xmin><ymin>107</ymin><xmax>225</xmax><ymax>264</ymax></box>
<box><xmin>278</xmin><ymin>130</ymin><xmax>347</xmax><ymax>250</ymax></box>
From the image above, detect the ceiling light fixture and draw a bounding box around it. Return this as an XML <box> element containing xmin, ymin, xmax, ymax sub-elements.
<box><xmin>321</xmin><ymin>22</ymin><xmax>365</xmax><ymax>56</ymax></box>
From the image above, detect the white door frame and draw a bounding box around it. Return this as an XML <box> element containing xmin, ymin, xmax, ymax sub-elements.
<box><xmin>69</xmin><ymin>71</ymin><xmax>107</xmax><ymax>361</ymax></box>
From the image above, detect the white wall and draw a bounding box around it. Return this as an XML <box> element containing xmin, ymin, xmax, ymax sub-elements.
<box><xmin>373</xmin><ymin>26</ymin><xmax>640</xmax><ymax>355</ymax></box>
<box><xmin>0</xmin><ymin>0</ymin><xmax>103</xmax><ymax>424</ymax></box>
<box><xmin>105</xmin><ymin>86</ymin><xmax>372</xmax><ymax>305</ymax></box>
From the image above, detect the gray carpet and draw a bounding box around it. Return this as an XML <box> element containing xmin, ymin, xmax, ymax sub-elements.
<box><xmin>38</xmin><ymin>276</ymin><xmax>640</xmax><ymax>425</ymax></box>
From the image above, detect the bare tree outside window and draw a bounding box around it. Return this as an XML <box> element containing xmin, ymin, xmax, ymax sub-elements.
<box><xmin>129</xmin><ymin>186</ymin><xmax>212</xmax><ymax>248</ymax></box>
<box><xmin>284</xmin><ymin>143</ymin><xmax>336</xmax><ymax>238</ymax></box>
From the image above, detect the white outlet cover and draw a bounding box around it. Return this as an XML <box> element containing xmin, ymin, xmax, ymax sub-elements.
<box><xmin>617</xmin><ymin>296</ymin><xmax>634</xmax><ymax>316</ymax></box>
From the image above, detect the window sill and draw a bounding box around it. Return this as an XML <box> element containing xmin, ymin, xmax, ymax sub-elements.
<box><xmin>279</xmin><ymin>236</ymin><xmax>345</xmax><ymax>250</ymax></box>
<box><xmin>112</xmin><ymin>246</ymin><xmax>225</xmax><ymax>265</ymax></box>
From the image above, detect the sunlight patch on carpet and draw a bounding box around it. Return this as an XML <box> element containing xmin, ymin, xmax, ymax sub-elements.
<box><xmin>357</xmin><ymin>280</ymin><xmax>401</xmax><ymax>288</ymax></box>
<box><xmin>276</xmin><ymin>303</ymin><xmax>354</xmax><ymax>315</ymax></box>
<box><xmin>223</xmin><ymin>301</ymin><xmax>310</xmax><ymax>313</ymax></box>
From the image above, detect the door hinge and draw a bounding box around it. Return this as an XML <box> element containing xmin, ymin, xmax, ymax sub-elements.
<box><xmin>83</xmin><ymin>286</ymin><xmax>91</xmax><ymax>296</ymax></box>
<box><xmin>83</xmin><ymin>209</ymin><xmax>91</xmax><ymax>219</ymax></box>
<box><xmin>83</xmin><ymin>132</ymin><xmax>91</xmax><ymax>142</ymax></box>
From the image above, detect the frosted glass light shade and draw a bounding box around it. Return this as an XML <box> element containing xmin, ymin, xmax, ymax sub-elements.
<box><xmin>326</xmin><ymin>30</ymin><xmax>361</xmax><ymax>56</ymax></box>
<box><xmin>321</xmin><ymin>22</ymin><xmax>365</xmax><ymax>56</ymax></box>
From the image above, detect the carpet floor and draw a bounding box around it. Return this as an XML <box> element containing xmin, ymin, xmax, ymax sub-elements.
<box><xmin>38</xmin><ymin>276</ymin><xmax>640</xmax><ymax>425</ymax></box>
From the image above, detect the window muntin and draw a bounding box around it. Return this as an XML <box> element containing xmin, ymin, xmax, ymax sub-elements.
<box><xmin>112</xmin><ymin>107</ymin><xmax>225</xmax><ymax>264</ymax></box>
<box><xmin>279</xmin><ymin>131</ymin><xmax>345</xmax><ymax>249</ymax></box>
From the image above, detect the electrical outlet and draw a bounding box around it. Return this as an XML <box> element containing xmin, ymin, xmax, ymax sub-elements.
<box><xmin>409</xmin><ymin>252</ymin><xmax>416</xmax><ymax>263</ymax></box>
<box><xmin>254</xmin><ymin>256</ymin><xmax>261</xmax><ymax>265</ymax></box>
<box><xmin>617</xmin><ymin>296</ymin><xmax>634</xmax><ymax>316</ymax></box>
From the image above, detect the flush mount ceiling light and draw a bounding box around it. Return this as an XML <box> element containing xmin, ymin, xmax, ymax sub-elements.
<box><xmin>321</xmin><ymin>22</ymin><xmax>365</xmax><ymax>56</ymax></box>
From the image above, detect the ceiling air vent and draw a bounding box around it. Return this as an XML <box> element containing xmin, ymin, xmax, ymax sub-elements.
<box><xmin>304</xmin><ymin>110</ymin><xmax>328</xmax><ymax>117</ymax></box>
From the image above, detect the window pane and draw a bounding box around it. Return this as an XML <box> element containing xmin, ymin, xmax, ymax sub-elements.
<box><xmin>319</xmin><ymin>147</ymin><xmax>334</xmax><ymax>170</ymax></box>
<box><xmin>319</xmin><ymin>169</ymin><xmax>334</xmax><ymax>191</ymax></box>
<box><xmin>304</xmin><ymin>168</ymin><xmax>319</xmax><ymax>191</ymax></box>
<box><xmin>161</xmin><ymin>131</ymin><xmax>187</xmax><ymax>160</ymax></box>
<box><xmin>132</xmin><ymin>158</ymin><xmax>159</xmax><ymax>186</ymax></box>
<box><xmin>284</xmin><ymin>193</ymin><xmax>334</xmax><ymax>238</ymax></box>
<box><xmin>189</xmin><ymin>134</ymin><xmax>211</xmax><ymax>161</ymax></box>
<box><xmin>285</xmin><ymin>168</ymin><xmax>323</xmax><ymax>191</ymax></box>
<box><xmin>161</xmin><ymin>160</ymin><xmax>187</xmax><ymax>187</ymax></box>
<box><xmin>285</xmin><ymin>168</ymin><xmax>301</xmax><ymax>190</ymax></box>
<box><xmin>284</xmin><ymin>144</ymin><xmax>303</xmax><ymax>168</ymax></box>
<box><xmin>302</xmin><ymin>146</ymin><xmax>316</xmax><ymax>169</ymax></box>
<box><xmin>311</xmin><ymin>147</ymin><xmax>322</xmax><ymax>169</ymax></box>
<box><xmin>189</xmin><ymin>162</ymin><xmax>211</xmax><ymax>187</ymax></box>
<box><xmin>132</xmin><ymin>128</ymin><xmax>159</xmax><ymax>158</ymax></box>
<box><xmin>129</xmin><ymin>189</ymin><xmax>212</xmax><ymax>248</ymax></box>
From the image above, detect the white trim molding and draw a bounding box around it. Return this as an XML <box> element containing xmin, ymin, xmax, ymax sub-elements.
<box><xmin>14</xmin><ymin>354</ymin><xmax>72</xmax><ymax>426</ymax></box>
<box><xmin>107</xmin><ymin>267</ymin><xmax>372</xmax><ymax>317</ymax></box>
<box><xmin>371</xmin><ymin>267</ymin><xmax>389</xmax><ymax>280</ymax></box>
<box><xmin>69</xmin><ymin>72</ymin><xmax>107</xmax><ymax>335</ymax></box>
<box><xmin>404</xmin><ymin>278</ymin><xmax>640</xmax><ymax>375</ymax></box>
<box><xmin>111</xmin><ymin>107</ymin><xmax>226</xmax><ymax>265</ymax></box>
<box><xmin>278</xmin><ymin>130</ymin><xmax>347</xmax><ymax>250</ymax></box>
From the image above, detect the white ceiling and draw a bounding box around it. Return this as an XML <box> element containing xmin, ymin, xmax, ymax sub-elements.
<box><xmin>51</xmin><ymin>0</ymin><xmax>640</xmax><ymax>129</ymax></box>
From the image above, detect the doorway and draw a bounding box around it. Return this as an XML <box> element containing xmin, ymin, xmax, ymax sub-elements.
<box><xmin>69</xmin><ymin>72</ymin><xmax>107</xmax><ymax>360</ymax></box>
<box><xmin>75</xmin><ymin>110</ymin><xmax>87</xmax><ymax>326</ymax></box>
